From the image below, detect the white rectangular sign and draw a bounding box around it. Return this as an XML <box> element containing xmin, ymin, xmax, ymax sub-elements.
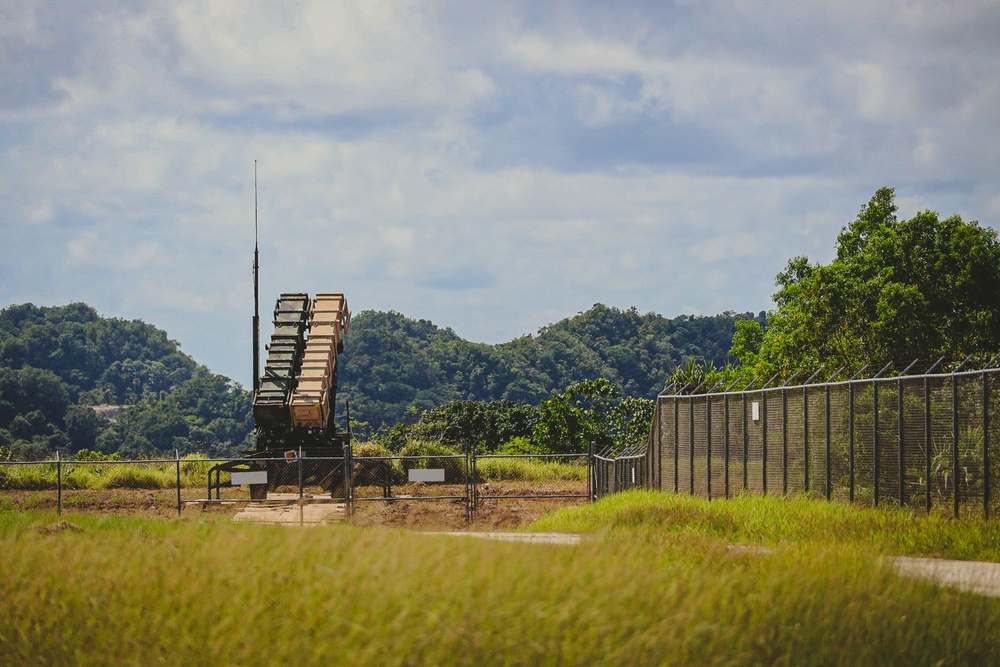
<box><xmin>231</xmin><ymin>471</ymin><xmax>268</xmax><ymax>486</ymax></box>
<box><xmin>751</xmin><ymin>401</ymin><xmax>761</xmax><ymax>422</ymax></box>
<box><xmin>408</xmin><ymin>468</ymin><xmax>446</xmax><ymax>483</ymax></box>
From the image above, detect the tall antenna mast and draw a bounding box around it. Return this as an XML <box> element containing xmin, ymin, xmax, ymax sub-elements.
<box><xmin>252</xmin><ymin>160</ymin><xmax>261</xmax><ymax>395</ymax></box>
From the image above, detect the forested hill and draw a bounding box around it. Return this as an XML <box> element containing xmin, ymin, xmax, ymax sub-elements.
<box><xmin>0</xmin><ymin>301</ymin><xmax>747</xmax><ymax>458</ymax></box>
<box><xmin>0</xmin><ymin>303</ymin><xmax>252</xmax><ymax>459</ymax></box>
<box><xmin>338</xmin><ymin>304</ymin><xmax>749</xmax><ymax>426</ymax></box>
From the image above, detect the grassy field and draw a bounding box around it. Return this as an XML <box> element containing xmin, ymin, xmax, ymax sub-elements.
<box><xmin>533</xmin><ymin>490</ymin><xmax>1000</xmax><ymax>562</ymax></box>
<box><xmin>2</xmin><ymin>493</ymin><xmax>1000</xmax><ymax>665</ymax></box>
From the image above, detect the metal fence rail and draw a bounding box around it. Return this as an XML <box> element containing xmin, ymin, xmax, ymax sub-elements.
<box><xmin>594</xmin><ymin>443</ymin><xmax>649</xmax><ymax>497</ymax></box>
<box><xmin>1</xmin><ymin>444</ymin><xmax>638</xmax><ymax>519</ymax></box>
<box><xmin>653</xmin><ymin>360</ymin><xmax>1000</xmax><ymax>518</ymax></box>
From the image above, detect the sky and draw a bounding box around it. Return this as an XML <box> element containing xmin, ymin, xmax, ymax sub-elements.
<box><xmin>2</xmin><ymin>1</ymin><xmax>1000</xmax><ymax>388</ymax></box>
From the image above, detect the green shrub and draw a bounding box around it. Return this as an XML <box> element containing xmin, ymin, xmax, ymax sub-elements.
<box><xmin>353</xmin><ymin>442</ymin><xmax>391</xmax><ymax>458</ymax></box>
<box><xmin>398</xmin><ymin>440</ymin><xmax>464</xmax><ymax>483</ymax></box>
<box><xmin>98</xmin><ymin>465</ymin><xmax>172</xmax><ymax>490</ymax></box>
<box><xmin>59</xmin><ymin>467</ymin><xmax>100</xmax><ymax>490</ymax></box>
<box><xmin>0</xmin><ymin>466</ymin><xmax>58</xmax><ymax>490</ymax></box>
<box><xmin>74</xmin><ymin>449</ymin><xmax>122</xmax><ymax>462</ymax></box>
<box><xmin>476</xmin><ymin>457</ymin><xmax>587</xmax><ymax>482</ymax></box>
<box><xmin>496</xmin><ymin>436</ymin><xmax>549</xmax><ymax>455</ymax></box>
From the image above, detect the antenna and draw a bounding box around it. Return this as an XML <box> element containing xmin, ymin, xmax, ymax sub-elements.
<box><xmin>252</xmin><ymin>161</ymin><xmax>261</xmax><ymax>395</ymax></box>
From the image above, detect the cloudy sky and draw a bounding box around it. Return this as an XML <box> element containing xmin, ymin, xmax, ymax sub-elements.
<box><xmin>3</xmin><ymin>1</ymin><xmax>999</xmax><ymax>387</ymax></box>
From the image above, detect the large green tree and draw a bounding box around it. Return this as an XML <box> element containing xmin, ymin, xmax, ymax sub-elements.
<box><xmin>759</xmin><ymin>188</ymin><xmax>1000</xmax><ymax>373</ymax></box>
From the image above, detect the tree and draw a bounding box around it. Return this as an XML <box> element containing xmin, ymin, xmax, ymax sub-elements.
<box><xmin>533</xmin><ymin>378</ymin><xmax>654</xmax><ymax>453</ymax></box>
<box><xmin>760</xmin><ymin>188</ymin><xmax>1000</xmax><ymax>373</ymax></box>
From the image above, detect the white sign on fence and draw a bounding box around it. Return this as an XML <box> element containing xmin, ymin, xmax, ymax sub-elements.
<box><xmin>752</xmin><ymin>401</ymin><xmax>761</xmax><ymax>422</ymax></box>
<box><xmin>408</xmin><ymin>468</ymin><xmax>446</xmax><ymax>483</ymax></box>
<box><xmin>231</xmin><ymin>471</ymin><xmax>268</xmax><ymax>486</ymax></box>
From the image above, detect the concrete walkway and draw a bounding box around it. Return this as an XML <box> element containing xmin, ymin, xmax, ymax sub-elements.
<box><xmin>233</xmin><ymin>499</ymin><xmax>345</xmax><ymax>526</ymax></box>
<box><xmin>890</xmin><ymin>556</ymin><xmax>1000</xmax><ymax>598</ymax></box>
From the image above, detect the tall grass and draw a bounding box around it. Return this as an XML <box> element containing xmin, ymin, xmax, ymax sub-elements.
<box><xmin>1</xmin><ymin>511</ymin><xmax>998</xmax><ymax>665</ymax></box>
<box><xmin>475</xmin><ymin>457</ymin><xmax>586</xmax><ymax>482</ymax></box>
<box><xmin>532</xmin><ymin>490</ymin><xmax>1000</xmax><ymax>561</ymax></box>
<box><xmin>0</xmin><ymin>457</ymin><xmax>225</xmax><ymax>491</ymax></box>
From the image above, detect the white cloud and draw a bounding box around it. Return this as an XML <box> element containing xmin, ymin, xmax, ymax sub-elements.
<box><xmin>1</xmin><ymin>0</ymin><xmax>999</xmax><ymax>386</ymax></box>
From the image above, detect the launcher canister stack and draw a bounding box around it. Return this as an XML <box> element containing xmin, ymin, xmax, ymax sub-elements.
<box><xmin>253</xmin><ymin>293</ymin><xmax>311</xmax><ymax>429</ymax></box>
<box><xmin>251</xmin><ymin>292</ymin><xmax>351</xmax><ymax>437</ymax></box>
<box><xmin>290</xmin><ymin>292</ymin><xmax>350</xmax><ymax>429</ymax></box>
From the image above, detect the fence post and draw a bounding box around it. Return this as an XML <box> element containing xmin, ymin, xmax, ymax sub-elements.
<box><xmin>782</xmin><ymin>388</ymin><xmax>788</xmax><ymax>495</ymax></box>
<box><xmin>56</xmin><ymin>450</ymin><xmax>62</xmax><ymax>516</ymax></box>
<box><xmin>849</xmin><ymin>381</ymin><xmax>855</xmax><ymax>503</ymax></box>
<box><xmin>925</xmin><ymin>375</ymin><xmax>932</xmax><ymax>513</ymax></box>
<box><xmin>465</xmin><ymin>443</ymin><xmax>471</xmax><ymax>524</ymax></box>
<box><xmin>689</xmin><ymin>399</ymin><xmax>695</xmax><ymax>495</ymax></box>
<box><xmin>706</xmin><ymin>394</ymin><xmax>712</xmax><ymax>500</ymax></box>
<box><xmin>175</xmin><ymin>449</ymin><xmax>181</xmax><ymax>516</ymax></box>
<box><xmin>953</xmin><ymin>374</ymin><xmax>960</xmax><ymax>519</ymax></box>
<box><xmin>673</xmin><ymin>398</ymin><xmax>679</xmax><ymax>493</ymax></box>
<box><xmin>742</xmin><ymin>393</ymin><xmax>749</xmax><ymax>491</ymax></box>
<box><xmin>588</xmin><ymin>441</ymin><xmax>595</xmax><ymax>502</ymax></box>
<box><xmin>825</xmin><ymin>384</ymin><xmax>831</xmax><ymax>501</ymax></box>
<box><xmin>984</xmin><ymin>371</ymin><xmax>990</xmax><ymax>520</ymax></box>
<box><xmin>343</xmin><ymin>442</ymin><xmax>352</xmax><ymax>517</ymax></box>
<box><xmin>898</xmin><ymin>380</ymin><xmax>905</xmax><ymax>508</ymax></box>
<box><xmin>298</xmin><ymin>446</ymin><xmax>304</xmax><ymax>500</ymax></box>
<box><xmin>762</xmin><ymin>391</ymin><xmax>768</xmax><ymax>495</ymax></box>
<box><xmin>803</xmin><ymin>385</ymin><xmax>809</xmax><ymax>494</ymax></box>
<box><xmin>874</xmin><ymin>380</ymin><xmax>880</xmax><ymax>507</ymax></box>
<box><xmin>724</xmin><ymin>393</ymin><xmax>730</xmax><ymax>499</ymax></box>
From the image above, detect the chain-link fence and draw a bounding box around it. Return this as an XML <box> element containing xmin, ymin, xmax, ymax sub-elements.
<box><xmin>594</xmin><ymin>444</ymin><xmax>648</xmax><ymax>496</ymax></box>
<box><xmin>0</xmin><ymin>453</ymin><xmax>352</xmax><ymax>516</ymax></box>
<box><xmin>0</xmin><ymin>446</ymin><xmax>624</xmax><ymax>519</ymax></box>
<box><xmin>654</xmin><ymin>361</ymin><xmax>1000</xmax><ymax>518</ymax></box>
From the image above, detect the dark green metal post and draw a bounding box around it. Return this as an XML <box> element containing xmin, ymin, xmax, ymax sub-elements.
<box><xmin>803</xmin><ymin>385</ymin><xmax>810</xmax><ymax>494</ymax></box>
<box><xmin>762</xmin><ymin>393</ymin><xmax>768</xmax><ymax>495</ymax></box>
<box><xmin>849</xmin><ymin>381</ymin><xmax>855</xmax><ymax>503</ymax></box>
<box><xmin>874</xmin><ymin>381</ymin><xmax>880</xmax><ymax>507</ymax></box>
<box><xmin>176</xmin><ymin>449</ymin><xmax>182</xmax><ymax>516</ymax></box>
<box><xmin>724</xmin><ymin>393</ymin><xmax>730</xmax><ymax>499</ymax></box>
<box><xmin>782</xmin><ymin>389</ymin><xmax>788</xmax><ymax>495</ymax></box>
<box><xmin>706</xmin><ymin>394</ymin><xmax>712</xmax><ymax>500</ymax></box>
<box><xmin>953</xmin><ymin>374</ymin><xmax>960</xmax><ymax>519</ymax></box>
<box><xmin>56</xmin><ymin>451</ymin><xmax>62</xmax><ymax>516</ymax></box>
<box><xmin>925</xmin><ymin>375</ymin><xmax>932</xmax><ymax>513</ymax></box>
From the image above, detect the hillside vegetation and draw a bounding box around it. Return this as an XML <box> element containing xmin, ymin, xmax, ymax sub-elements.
<box><xmin>0</xmin><ymin>303</ymin><xmax>252</xmax><ymax>459</ymax></box>
<box><xmin>0</xmin><ymin>302</ymin><xmax>742</xmax><ymax>459</ymax></box>
<box><xmin>340</xmin><ymin>305</ymin><xmax>744</xmax><ymax>426</ymax></box>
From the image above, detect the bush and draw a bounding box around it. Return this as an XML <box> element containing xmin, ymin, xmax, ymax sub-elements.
<box><xmin>496</xmin><ymin>436</ymin><xmax>549</xmax><ymax>455</ymax></box>
<box><xmin>353</xmin><ymin>442</ymin><xmax>391</xmax><ymax>458</ymax></box>
<box><xmin>476</xmin><ymin>457</ymin><xmax>587</xmax><ymax>482</ymax></box>
<box><xmin>397</xmin><ymin>440</ymin><xmax>465</xmax><ymax>483</ymax></box>
<box><xmin>98</xmin><ymin>465</ymin><xmax>173</xmax><ymax>490</ymax></box>
<box><xmin>75</xmin><ymin>449</ymin><xmax>122</xmax><ymax>462</ymax></box>
<box><xmin>0</xmin><ymin>466</ymin><xmax>58</xmax><ymax>490</ymax></box>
